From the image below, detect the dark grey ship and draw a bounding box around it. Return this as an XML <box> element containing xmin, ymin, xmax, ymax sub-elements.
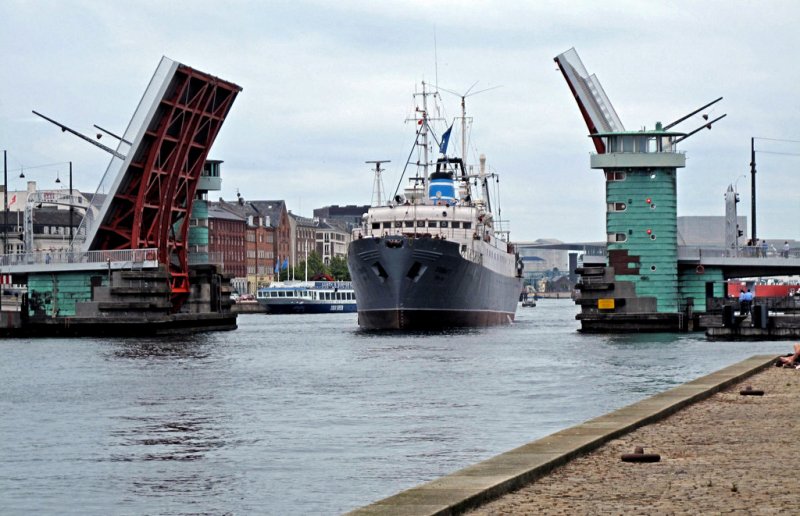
<box><xmin>347</xmin><ymin>82</ymin><xmax>523</xmax><ymax>329</ymax></box>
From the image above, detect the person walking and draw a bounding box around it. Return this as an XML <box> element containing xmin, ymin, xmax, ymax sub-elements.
<box><xmin>783</xmin><ymin>241</ymin><xmax>790</xmax><ymax>258</ymax></box>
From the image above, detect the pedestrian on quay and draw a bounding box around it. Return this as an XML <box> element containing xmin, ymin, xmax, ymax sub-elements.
<box><xmin>738</xmin><ymin>289</ymin><xmax>749</xmax><ymax>316</ymax></box>
<box><xmin>783</xmin><ymin>241</ymin><xmax>790</xmax><ymax>258</ymax></box>
<box><xmin>760</xmin><ymin>239</ymin><xmax>769</xmax><ymax>257</ymax></box>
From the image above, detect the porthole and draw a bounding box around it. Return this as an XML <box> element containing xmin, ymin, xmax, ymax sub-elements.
<box><xmin>650</xmin><ymin>265</ymin><xmax>657</xmax><ymax>271</ymax></box>
<box><xmin>650</xmin><ymin>204</ymin><xmax>656</xmax><ymax>209</ymax></box>
<box><xmin>650</xmin><ymin>234</ymin><xmax>657</xmax><ymax>240</ymax></box>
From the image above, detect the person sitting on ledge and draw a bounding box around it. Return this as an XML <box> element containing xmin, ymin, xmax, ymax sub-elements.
<box><xmin>777</xmin><ymin>343</ymin><xmax>800</xmax><ymax>367</ymax></box>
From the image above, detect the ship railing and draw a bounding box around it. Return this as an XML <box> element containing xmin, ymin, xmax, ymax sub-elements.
<box><xmin>461</xmin><ymin>247</ymin><xmax>483</xmax><ymax>265</ymax></box>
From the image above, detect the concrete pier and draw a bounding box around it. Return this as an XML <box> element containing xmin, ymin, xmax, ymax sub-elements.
<box><xmin>347</xmin><ymin>355</ymin><xmax>787</xmax><ymax>515</ymax></box>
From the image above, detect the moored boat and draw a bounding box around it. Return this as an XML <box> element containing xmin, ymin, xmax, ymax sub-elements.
<box><xmin>256</xmin><ymin>281</ymin><xmax>357</xmax><ymax>314</ymax></box>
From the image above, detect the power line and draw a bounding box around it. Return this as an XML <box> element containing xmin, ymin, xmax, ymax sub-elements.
<box><xmin>754</xmin><ymin>137</ymin><xmax>800</xmax><ymax>144</ymax></box>
<box><xmin>757</xmin><ymin>150</ymin><xmax>800</xmax><ymax>157</ymax></box>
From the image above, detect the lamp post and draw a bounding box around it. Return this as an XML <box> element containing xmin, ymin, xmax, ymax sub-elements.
<box><xmin>54</xmin><ymin>163</ymin><xmax>74</xmax><ymax>251</ymax></box>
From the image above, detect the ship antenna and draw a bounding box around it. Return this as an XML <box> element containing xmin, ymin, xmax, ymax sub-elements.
<box><xmin>434</xmin><ymin>27</ymin><xmax>439</xmax><ymax>94</ymax></box>
<box><xmin>437</xmin><ymin>83</ymin><xmax>502</xmax><ymax>168</ymax></box>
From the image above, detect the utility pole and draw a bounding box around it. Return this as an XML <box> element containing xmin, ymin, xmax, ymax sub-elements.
<box><xmin>69</xmin><ymin>161</ymin><xmax>74</xmax><ymax>252</ymax></box>
<box><xmin>750</xmin><ymin>137</ymin><xmax>757</xmax><ymax>244</ymax></box>
<box><xmin>3</xmin><ymin>150</ymin><xmax>7</xmax><ymax>256</ymax></box>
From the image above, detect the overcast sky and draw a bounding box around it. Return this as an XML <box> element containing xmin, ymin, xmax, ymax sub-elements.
<box><xmin>2</xmin><ymin>1</ymin><xmax>799</xmax><ymax>242</ymax></box>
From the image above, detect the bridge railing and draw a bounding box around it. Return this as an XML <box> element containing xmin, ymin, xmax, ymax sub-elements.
<box><xmin>0</xmin><ymin>248</ymin><xmax>159</xmax><ymax>267</ymax></box>
<box><xmin>677</xmin><ymin>245</ymin><xmax>795</xmax><ymax>260</ymax></box>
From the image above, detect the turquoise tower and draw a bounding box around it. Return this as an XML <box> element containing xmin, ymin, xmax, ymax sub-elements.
<box><xmin>592</xmin><ymin>127</ymin><xmax>684</xmax><ymax>314</ymax></box>
<box><xmin>555</xmin><ymin>48</ymin><xmax>726</xmax><ymax>331</ymax></box>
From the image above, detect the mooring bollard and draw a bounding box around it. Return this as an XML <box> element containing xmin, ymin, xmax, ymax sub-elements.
<box><xmin>739</xmin><ymin>385</ymin><xmax>765</xmax><ymax>396</ymax></box>
<box><xmin>621</xmin><ymin>446</ymin><xmax>661</xmax><ymax>463</ymax></box>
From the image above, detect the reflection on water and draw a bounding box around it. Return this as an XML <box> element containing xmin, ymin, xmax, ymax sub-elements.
<box><xmin>107</xmin><ymin>335</ymin><xmax>236</xmax><ymax>508</ymax></box>
<box><xmin>110</xmin><ymin>335</ymin><xmax>212</xmax><ymax>361</ymax></box>
<box><xmin>0</xmin><ymin>303</ymin><xmax>791</xmax><ymax>515</ymax></box>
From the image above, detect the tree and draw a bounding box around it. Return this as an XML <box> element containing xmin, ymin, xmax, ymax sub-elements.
<box><xmin>328</xmin><ymin>255</ymin><xmax>350</xmax><ymax>281</ymax></box>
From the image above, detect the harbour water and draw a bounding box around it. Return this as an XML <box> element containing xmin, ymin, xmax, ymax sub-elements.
<box><xmin>0</xmin><ymin>300</ymin><xmax>790</xmax><ymax>515</ymax></box>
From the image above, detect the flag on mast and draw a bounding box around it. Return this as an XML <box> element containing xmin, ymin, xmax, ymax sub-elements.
<box><xmin>439</xmin><ymin>123</ymin><xmax>453</xmax><ymax>155</ymax></box>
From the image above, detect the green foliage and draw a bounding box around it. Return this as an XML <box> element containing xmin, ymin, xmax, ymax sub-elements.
<box><xmin>328</xmin><ymin>256</ymin><xmax>351</xmax><ymax>281</ymax></box>
<box><xmin>279</xmin><ymin>251</ymin><xmax>346</xmax><ymax>281</ymax></box>
<box><xmin>305</xmin><ymin>251</ymin><xmax>326</xmax><ymax>278</ymax></box>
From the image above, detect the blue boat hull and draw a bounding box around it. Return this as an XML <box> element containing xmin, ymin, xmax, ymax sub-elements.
<box><xmin>259</xmin><ymin>302</ymin><xmax>357</xmax><ymax>314</ymax></box>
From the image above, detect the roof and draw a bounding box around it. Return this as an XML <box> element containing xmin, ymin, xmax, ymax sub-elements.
<box><xmin>208</xmin><ymin>203</ymin><xmax>245</xmax><ymax>222</ymax></box>
<box><xmin>214</xmin><ymin>199</ymin><xmax>288</xmax><ymax>229</ymax></box>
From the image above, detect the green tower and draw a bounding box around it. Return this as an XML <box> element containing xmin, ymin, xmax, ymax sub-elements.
<box><xmin>555</xmin><ymin>48</ymin><xmax>726</xmax><ymax>331</ymax></box>
<box><xmin>592</xmin><ymin>128</ymin><xmax>684</xmax><ymax>315</ymax></box>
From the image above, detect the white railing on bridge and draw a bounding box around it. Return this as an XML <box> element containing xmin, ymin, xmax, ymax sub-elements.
<box><xmin>677</xmin><ymin>245</ymin><xmax>797</xmax><ymax>260</ymax></box>
<box><xmin>0</xmin><ymin>248</ymin><xmax>159</xmax><ymax>268</ymax></box>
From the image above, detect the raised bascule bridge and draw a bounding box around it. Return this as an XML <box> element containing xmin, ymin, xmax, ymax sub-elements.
<box><xmin>1</xmin><ymin>57</ymin><xmax>242</xmax><ymax>335</ymax></box>
<box><xmin>555</xmin><ymin>48</ymin><xmax>800</xmax><ymax>337</ymax></box>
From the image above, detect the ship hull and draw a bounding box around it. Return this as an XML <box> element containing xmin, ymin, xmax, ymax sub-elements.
<box><xmin>348</xmin><ymin>236</ymin><xmax>522</xmax><ymax>329</ymax></box>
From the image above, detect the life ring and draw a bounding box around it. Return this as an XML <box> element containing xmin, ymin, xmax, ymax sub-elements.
<box><xmin>695</xmin><ymin>265</ymin><xmax>705</xmax><ymax>274</ymax></box>
<box><xmin>145</xmin><ymin>251</ymin><xmax>156</xmax><ymax>261</ymax></box>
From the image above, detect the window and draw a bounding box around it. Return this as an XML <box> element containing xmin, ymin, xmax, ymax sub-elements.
<box><xmin>428</xmin><ymin>221</ymin><xmax>438</xmax><ymax>228</ymax></box>
<box><xmin>440</xmin><ymin>221</ymin><xmax>449</xmax><ymax>228</ymax></box>
<box><xmin>463</xmin><ymin>222</ymin><xmax>472</xmax><ymax>229</ymax></box>
<box><xmin>417</xmin><ymin>220</ymin><xmax>425</xmax><ymax>227</ymax></box>
<box><xmin>382</xmin><ymin>222</ymin><xmax>392</xmax><ymax>229</ymax></box>
<box><xmin>372</xmin><ymin>223</ymin><xmax>380</xmax><ymax>229</ymax></box>
<box><xmin>452</xmin><ymin>221</ymin><xmax>461</xmax><ymax>229</ymax></box>
<box><xmin>606</xmin><ymin>171</ymin><xmax>626</xmax><ymax>181</ymax></box>
<box><xmin>608</xmin><ymin>202</ymin><xmax>627</xmax><ymax>212</ymax></box>
<box><xmin>404</xmin><ymin>221</ymin><xmax>414</xmax><ymax>228</ymax></box>
<box><xmin>607</xmin><ymin>233</ymin><xmax>627</xmax><ymax>243</ymax></box>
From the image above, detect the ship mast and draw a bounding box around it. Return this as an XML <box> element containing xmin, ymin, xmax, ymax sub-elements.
<box><xmin>460</xmin><ymin>94</ymin><xmax>467</xmax><ymax>173</ymax></box>
<box><xmin>420</xmin><ymin>82</ymin><xmax>430</xmax><ymax>201</ymax></box>
<box><xmin>366</xmin><ymin>160</ymin><xmax>390</xmax><ymax>207</ymax></box>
